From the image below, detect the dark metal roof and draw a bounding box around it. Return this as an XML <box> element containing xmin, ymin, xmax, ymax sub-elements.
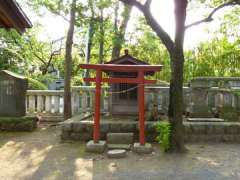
<box><xmin>104</xmin><ymin>51</ymin><xmax>159</xmax><ymax>76</ymax></box>
<box><xmin>0</xmin><ymin>0</ymin><xmax>32</xmax><ymax>34</ymax></box>
<box><xmin>105</xmin><ymin>54</ymin><xmax>149</xmax><ymax>65</ymax></box>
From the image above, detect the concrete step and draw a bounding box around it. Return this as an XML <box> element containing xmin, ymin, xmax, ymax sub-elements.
<box><xmin>107</xmin><ymin>132</ymin><xmax>134</xmax><ymax>144</ymax></box>
<box><xmin>38</xmin><ymin>115</ymin><xmax>64</xmax><ymax>122</ymax></box>
<box><xmin>187</xmin><ymin>118</ymin><xmax>224</xmax><ymax>122</ymax></box>
<box><xmin>107</xmin><ymin>144</ymin><xmax>131</xmax><ymax>150</ymax></box>
<box><xmin>107</xmin><ymin>149</ymin><xmax>127</xmax><ymax>158</ymax></box>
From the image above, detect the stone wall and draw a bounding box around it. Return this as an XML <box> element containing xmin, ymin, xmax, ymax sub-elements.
<box><xmin>60</xmin><ymin>119</ymin><xmax>158</xmax><ymax>142</ymax></box>
<box><xmin>60</xmin><ymin>119</ymin><xmax>240</xmax><ymax>143</ymax></box>
<box><xmin>189</xmin><ymin>77</ymin><xmax>240</xmax><ymax>121</ymax></box>
<box><xmin>184</xmin><ymin>122</ymin><xmax>240</xmax><ymax>143</ymax></box>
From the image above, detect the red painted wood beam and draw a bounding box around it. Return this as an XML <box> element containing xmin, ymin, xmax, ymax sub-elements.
<box><xmin>93</xmin><ymin>70</ymin><xmax>102</xmax><ymax>143</ymax></box>
<box><xmin>80</xmin><ymin>64</ymin><xmax>162</xmax><ymax>72</ymax></box>
<box><xmin>138</xmin><ymin>71</ymin><xmax>145</xmax><ymax>145</ymax></box>
<box><xmin>84</xmin><ymin>77</ymin><xmax>156</xmax><ymax>84</ymax></box>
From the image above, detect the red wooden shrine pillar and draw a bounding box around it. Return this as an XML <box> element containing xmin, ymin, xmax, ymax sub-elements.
<box><xmin>93</xmin><ymin>70</ymin><xmax>102</xmax><ymax>143</ymax></box>
<box><xmin>138</xmin><ymin>71</ymin><xmax>145</xmax><ymax>145</ymax></box>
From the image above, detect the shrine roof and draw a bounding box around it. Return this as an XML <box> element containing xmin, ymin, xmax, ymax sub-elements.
<box><xmin>102</xmin><ymin>50</ymin><xmax>163</xmax><ymax>76</ymax></box>
<box><xmin>0</xmin><ymin>0</ymin><xmax>32</xmax><ymax>34</ymax></box>
<box><xmin>105</xmin><ymin>50</ymin><xmax>149</xmax><ymax>65</ymax></box>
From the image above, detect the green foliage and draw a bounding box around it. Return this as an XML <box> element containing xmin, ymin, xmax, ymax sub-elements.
<box><xmin>0</xmin><ymin>116</ymin><xmax>37</xmax><ymax>132</ymax></box>
<box><xmin>27</xmin><ymin>78</ymin><xmax>48</xmax><ymax>90</ymax></box>
<box><xmin>72</xmin><ymin>75</ymin><xmax>84</xmax><ymax>86</ymax></box>
<box><xmin>232</xmin><ymin>89</ymin><xmax>240</xmax><ymax>96</ymax></box>
<box><xmin>184</xmin><ymin>37</ymin><xmax>240</xmax><ymax>82</ymax></box>
<box><xmin>155</xmin><ymin>121</ymin><xmax>171</xmax><ymax>152</ymax></box>
<box><xmin>1</xmin><ymin>0</ymin><xmax>240</xmax><ymax>85</ymax></box>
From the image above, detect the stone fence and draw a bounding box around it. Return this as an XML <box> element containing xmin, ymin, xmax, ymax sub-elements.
<box><xmin>26</xmin><ymin>77</ymin><xmax>240</xmax><ymax>122</ymax></box>
<box><xmin>26</xmin><ymin>86</ymin><xmax>95</xmax><ymax>121</ymax></box>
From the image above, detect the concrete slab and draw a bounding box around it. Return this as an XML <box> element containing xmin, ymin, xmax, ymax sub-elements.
<box><xmin>107</xmin><ymin>144</ymin><xmax>131</xmax><ymax>150</ymax></box>
<box><xmin>86</xmin><ymin>140</ymin><xmax>106</xmax><ymax>153</ymax></box>
<box><xmin>187</xmin><ymin>118</ymin><xmax>224</xmax><ymax>122</ymax></box>
<box><xmin>107</xmin><ymin>133</ymin><xmax>134</xmax><ymax>144</ymax></box>
<box><xmin>133</xmin><ymin>143</ymin><xmax>153</xmax><ymax>154</ymax></box>
<box><xmin>107</xmin><ymin>149</ymin><xmax>127</xmax><ymax>158</ymax></box>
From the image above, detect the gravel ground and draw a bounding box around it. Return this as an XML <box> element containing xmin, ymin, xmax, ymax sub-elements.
<box><xmin>0</xmin><ymin>125</ymin><xmax>240</xmax><ymax>180</ymax></box>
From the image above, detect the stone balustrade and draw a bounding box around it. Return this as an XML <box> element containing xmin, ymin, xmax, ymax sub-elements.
<box><xmin>25</xmin><ymin>82</ymin><xmax>240</xmax><ymax>122</ymax></box>
<box><xmin>26</xmin><ymin>90</ymin><xmax>64</xmax><ymax>118</ymax></box>
<box><xmin>26</xmin><ymin>86</ymin><xmax>96</xmax><ymax>121</ymax></box>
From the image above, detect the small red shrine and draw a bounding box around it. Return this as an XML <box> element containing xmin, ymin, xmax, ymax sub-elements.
<box><xmin>105</xmin><ymin>50</ymin><xmax>156</xmax><ymax>115</ymax></box>
<box><xmin>80</xmin><ymin>51</ymin><xmax>162</xmax><ymax>145</ymax></box>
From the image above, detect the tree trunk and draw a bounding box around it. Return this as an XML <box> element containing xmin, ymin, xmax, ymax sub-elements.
<box><xmin>99</xmin><ymin>9</ymin><xmax>104</xmax><ymax>64</ymax></box>
<box><xmin>119</xmin><ymin>0</ymin><xmax>188</xmax><ymax>153</ymax></box>
<box><xmin>168</xmin><ymin>0</ymin><xmax>188</xmax><ymax>153</ymax></box>
<box><xmin>84</xmin><ymin>21</ymin><xmax>94</xmax><ymax>84</ymax></box>
<box><xmin>64</xmin><ymin>0</ymin><xmax>76</xmax><ymax>120</ymax></box>
<box><xmin>168</xmin><ymin>48</ymin><xmax>186</xmax><ymax>153</ymax></box>
<box><xmin>84</xmin><ymin>0</ymin><xmax>95</xmax><ymax>84</ymax></box>
<box><xmin>112</xmin><ymin>3</ymin><xmax>132</xmax><ymax>59</ymax></box>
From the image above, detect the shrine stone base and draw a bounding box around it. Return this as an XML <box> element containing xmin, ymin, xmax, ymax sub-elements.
<box><xmin>133</xmin><ymin>143</ymin><xmax>153</xmax><ymax>154</ymax></box>
<box><xmin>60</xmin><ymin>115</ymin><xmax>240</xmax><ymax>143</ymax></box>
<box><xmin>86</xmin><ymin>140</ymin><xmax>106</xmax><ymax>153</ymax></box>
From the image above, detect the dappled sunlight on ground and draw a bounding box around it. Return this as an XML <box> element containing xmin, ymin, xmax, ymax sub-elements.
<box><xmin>0</xmin><ymin>126</ymin><xmax>240</xmax><ymax>180</ymax></box>
<box><xmin>74</xmin><ymin>158</ymin><xmax>93</xmax><ymax>179</ymax></box>
<box><xmin>0</xmin><ymin>139</ymin><xmax>52</xmax><ymax>179</ymax></box>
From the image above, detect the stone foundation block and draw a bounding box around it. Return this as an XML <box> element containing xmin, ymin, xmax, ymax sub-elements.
<box><xmin>100</xmin><ymin>123</ymin><xmax>109</xmax><ymax>133</ymax></box>
<box><xmin>86</xmin><ymin>140</ymin><xmax>106</xmax><ymax>153</ymax></box>
<box><xmin>60</xmin><ymin>131</ymin><xmax>71</xmax><ymax>140</ymax></box>
<box><xmin>110</xmin><ymin>124</ymin><xmax>121</xmax><ymax>132</ymax></box>
<box><xmin>61</xmin><ymin>122</ymin><xmax>72</xmax><ymax>132</ymax></box>
<box><xmin>133</xmin><ymin>143</ymin><xmax>153</xmax><ymax>154</ymax></box>
<box><xmin>72</xmin><ymin>122</ymin><xmax>85</xmax><ymax>132</ymax></box>
<box><xmin>120</xmin><ymin>123</ymin><xmax>136</xmax><ymax>132</ymax></box>
<box><xmin>107</xmin><ymin>133</ymin><xmax>134</xmax><ymax>144</ymax></box>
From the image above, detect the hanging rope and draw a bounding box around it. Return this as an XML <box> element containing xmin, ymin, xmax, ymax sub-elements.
<box><xmin>106</xmin><ymin>79</ymin><xmax>165</xmax><ymax>94</ymax></box>
<box><xmin>107</xmin><ymin>84</ymin><xmax>141</xmax><ymax>95</ymax></box>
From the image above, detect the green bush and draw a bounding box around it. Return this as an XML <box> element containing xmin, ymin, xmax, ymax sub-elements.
<box><xmin>155</xmin><ymin>121</ymin><xmax>171</xmax><ymax>152</ymax></box>
<box><xmin>0</xmin><ymin>116</ymin><xmax>38</xmax><ymax>131</ymax></box>
<box><xmin>28</xmin><ymin>78</ymin><xmax>48</xmax><ymax>90</ymax></box>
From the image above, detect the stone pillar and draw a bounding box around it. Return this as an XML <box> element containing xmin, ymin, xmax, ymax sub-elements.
<box><xmin>37</xmin><ymin>95</ymin><xmax>44</xmax><ymax>113</ymax></box>
<box><xmin>29</xmin><ymin>95</ymin><xmax>35</xmax><ymax>113</ymax></box>
<box><xmin>45</xmin><ymin>96</ymin><xmax>51</xmax><ymax>113</ymax></box>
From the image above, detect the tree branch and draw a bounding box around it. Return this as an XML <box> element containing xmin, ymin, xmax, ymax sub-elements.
<box><xmin>185</xmin><ymin>0</ymin><xmax>240</xmax><ymax>29</ymax></box>
<box><xmin>145</xmin><ymin>0</ymin><xmax>152</xmax><ymax>10</ymax></box>
<box><xmin>119</xmin><ymin>0</ymin><xmax>174</xmax><ymax>52</ymax></box>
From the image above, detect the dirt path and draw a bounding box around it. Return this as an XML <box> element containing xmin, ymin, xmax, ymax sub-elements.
<box><xmin>0</xmin><ymin>125</ymin><xmax>240</xmax><ymax>180</ymax></box>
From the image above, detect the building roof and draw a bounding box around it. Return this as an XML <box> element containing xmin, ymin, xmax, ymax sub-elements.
<box><xmin>0</xmin><ymin>70</ymin><xmax>26</xmax><ymax>80</ymax></box>
<box><xmin>105</xmin><ymin>50</ymin><xmax>149</xmax><ymax>65</ymax></box>
<box><xmin>104</xmin><ymin>50</ymin><xmax>158</xmax><ymax>76</ymax></box>
<box><xmin>0</xmin><ymin>0</ymin><xmax>32</xmax><ymax>33</ymax></box>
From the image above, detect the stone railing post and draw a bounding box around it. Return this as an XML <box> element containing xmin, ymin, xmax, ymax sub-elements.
<box><xmin>26</xmin><ymin>90</ymin><xmax>64</xmax><ymax>121</ymax></box>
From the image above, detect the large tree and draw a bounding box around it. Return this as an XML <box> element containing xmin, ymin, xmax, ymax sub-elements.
<box><xmin>112</xmin><ymin>2</ymin><xmax>132</xmax><ymax>58</ymax></box>
<box><xmin>120</xmin><ymin>0</ymin><xmax>240</xmax><ymax>152</ymax></box>
<box><xmin>64</xmin><ymin>0</ymin><xmax>76</xmax><ymax>120</ymax></box>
